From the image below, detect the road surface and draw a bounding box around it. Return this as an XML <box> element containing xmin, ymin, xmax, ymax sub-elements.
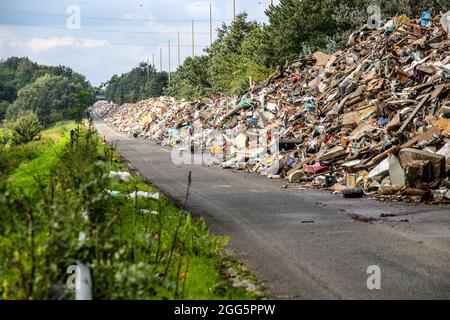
<box><xmin>95</xmin><ymin>119</ymin><xmax>450</xmax><ymax>299</ymax></box>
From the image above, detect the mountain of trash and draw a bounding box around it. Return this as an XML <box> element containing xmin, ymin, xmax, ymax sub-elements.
<box><xmin>92</xmin><ymin>12</ymin><xmax>450</xmax><ymax>203</ymax></box>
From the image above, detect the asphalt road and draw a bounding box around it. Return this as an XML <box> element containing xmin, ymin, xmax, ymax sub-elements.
<box><xmin>95</xmin><ymin>120</ymin><xmax>450</xmax><ymax>299</ymax></box>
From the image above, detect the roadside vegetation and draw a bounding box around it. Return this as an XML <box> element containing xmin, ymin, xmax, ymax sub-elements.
<box><xmin>0</xmin><ymin>120</ymin><xmax>260</xmax><ymax>300</ymax></box>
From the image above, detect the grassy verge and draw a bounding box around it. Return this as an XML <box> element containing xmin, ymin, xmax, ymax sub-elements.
<box><xmin>0</xmin><ymin>121</ymin><xmax>261</xmax><ymax>300</ymax></box>
<box><xmin>0</xmin><ymin>121</ymin><xmax>76</xmax><ymax>176</ymax></box>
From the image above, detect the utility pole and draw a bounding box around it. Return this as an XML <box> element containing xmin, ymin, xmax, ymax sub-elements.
<box><xmin>192</xmin><ymin>20</ymin><xmax>195</xmax><ymax>58</ymax></box>
<box><xmin>233</xmin><ymin>0</ymin><xmax>235</xmax><ymax>21</ymax></box>
<box><xmin>160</xmin><ymin>47</ymin><xmax>162</xmax><ymax>72</ymax></box>
<box><xmin>209</xmin><ymin>3</ymin><xmax>212</xmax><ymax>45</ymax></box>
<box><xmin>177</xmin><ymin>31</ymin><xmax>181</xmax><ymax>67</ymax></box>
<box><xmin>152</xmin><ymin>52</ymin><xmax>155</xmax><ymax>69</ymax></box>
<box><xmin>270</xmin><ymin>0</ymin><xmax>273</xmax><ymax>6</ymax></box>
<box><xmin>168</xmin><ymin>40</ymin><xmax>171</xmax><ymax>83</ymax></box>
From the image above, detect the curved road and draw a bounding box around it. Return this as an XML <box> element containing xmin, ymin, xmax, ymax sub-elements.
<box><xmin>95</xmin><ymin>120</ymin><xmax>450</xmax><ymax>299</ymax></box>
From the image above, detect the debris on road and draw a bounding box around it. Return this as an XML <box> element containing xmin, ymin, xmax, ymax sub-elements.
<box><xmin>92</xmin><ymin>12</ymin><xmax>450</xmax><ymax>203</ymax></box>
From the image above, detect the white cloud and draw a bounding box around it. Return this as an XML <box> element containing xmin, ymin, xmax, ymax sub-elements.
<box><xmin>26</xmin><ymin>36</ymin><xmax>109</xmax><ymax>52</ymax></box>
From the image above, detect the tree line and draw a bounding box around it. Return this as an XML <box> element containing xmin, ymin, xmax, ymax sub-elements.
<box><xmin>105</xmin><ymin>0</ymin><xmax>449</xmax><ymax>103</ymax></box>
<box><xmin>0</xmin><ymin>57</ymin><xmax>94</xmax><ymax>127</ymax></box>
<box><xmin>104</xmin><ymin>62</ymin><xmax>168</xmax><ymax>104</ymax></box>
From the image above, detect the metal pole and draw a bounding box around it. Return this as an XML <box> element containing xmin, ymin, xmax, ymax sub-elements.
<box><xmin>192</xmin><ymin>20</ymin><xmax>195</xmax><ymax>58</ymax></box>
<box><xmin>233</xmin><ymin>0</ymin><xmax>235</xmax><ymax>21</ymax></box>
<box><xmin>160</xmin><ymin>47</ymin><xmax>162</xmax><ymax>72</ymax></box>
<box><xmin>209</xmin><ymin>3</ymin><xmax>213</xmax><ymax>45</ymax></box>
<box><xmin>75</xmin><ymin>262</ymin><xmax>92</xmax><ymax>300</ymax></box>
<box><xmin>168</xmin><ymin>40</ymin><xmax>171</xmax><ymax>83</ymax></box>
<box><xmin>178</xmin><ymin>31</ymin><xmax>181</xmax><ymax>67</ymax></box>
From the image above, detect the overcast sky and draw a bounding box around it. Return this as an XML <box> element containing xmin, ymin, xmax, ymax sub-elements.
<box><xmin>0</xmin><ymin>0</ymin><xmax>277</xmax><ymax>86</ymax></box>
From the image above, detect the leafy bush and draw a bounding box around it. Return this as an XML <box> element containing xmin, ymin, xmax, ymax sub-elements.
<box><xmin>0</xmin><ymin>101</ymin><xmax>10</xmax><ymax>120</ymax></box>
<box><xmin>8</xmin><ymin>110</ymin><xmax>43</xmax><ymax>146</ymax></box>
<box><xmin>0</xmin><ymin>128</ymin><xmax>11</xmax><ymax>145</ymax></box>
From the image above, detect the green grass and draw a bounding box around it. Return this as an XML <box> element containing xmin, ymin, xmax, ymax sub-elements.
<box><xmin>183</xmin><ymin>256</ymin><xmax>252</xmax><ymax>299</ymax></box>
<box><xmin>103</xmin><ymin>161</ymin><xmax>258</xmax><ymax>300</ymax></box>
<box><xmin>6</xmin><ymin>122</ymin><xmax>75</xmax><ymax>196</ymax></box>
<box><xmin>41</xmin><ymin>121</ymin><xmax>77</xmax><ymax>141</ymax></box>
<box><xmin>0</xmin><ymin>121</ymin><xmax>75</xmax><ymax>177</ymax></box>
<box><xmin>0</xmin><ymin>123</ymin><xmax>259</xmax><ymax>300</ymax></box>
<box><xmin>8</xmin><ymin>136</ymin><xmax>69</xmax><ymax>196</ymax></box>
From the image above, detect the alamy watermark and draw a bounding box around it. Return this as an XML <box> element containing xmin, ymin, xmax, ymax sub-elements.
<box><xmin>367</xmin><ymin>265</ymin><xmax>381</xmax><ymax>290</ymax></box>
<box><xmin>66</xmin><ymin>264</ymin><xmax>81</xmax><ymax>291</ymax></box>
<box><xmin>66</xmin><ymin>5</ymin><xmax>81</xmax><ymax>30</ymax></box>
<box><xmin>170</xmin><ymin>124</ymin><xmax>280</xmax><ymax>170</ymax></box>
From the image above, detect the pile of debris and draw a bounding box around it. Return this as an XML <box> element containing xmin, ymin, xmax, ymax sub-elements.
<box><xmin>94</xmin><ymin>95</ymin><xmax>238</xmax><ymax>142</ymax></box>
<box><xmin>92</xmin><ymin>12</ymin><xmax>450</xmax><ymax>203</ymax></box>
<box><xmin>91</xmin><ymin>101</ymin><xmax>118</xmax><ymax>119</ymax></box>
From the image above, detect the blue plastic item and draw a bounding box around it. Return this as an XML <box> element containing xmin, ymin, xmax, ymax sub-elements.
<box><xmin>247</xmin><ymin>117</ymin><xmax>259</xmax><ymax>127</ymax></box>
<box><xmin>303</xmin><ymin>101</ymin><xmax>315</xmax><ymax>112</ymax></box>
<box><xmin>286</xmin><ymin>157</ymin><xmax>298</xmax><ymax>168</ymax></box>
<box><xmin>420</xmin><ymin>11</ymin><xmax>432</xmax><ymax>27</ymax></box>
<box><xmin>384</xmin><ymin>25</ymin><xmax>395</xmax><ymax>36</ymax></box>
<box><xmin>378</xmin><ymin>117</ymin><xmax>388</xmax><ymax>126</ymax></box>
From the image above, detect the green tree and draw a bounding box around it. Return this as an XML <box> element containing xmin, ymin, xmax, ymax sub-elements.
<box><xmin>164</xmin><ymin>56</ymin><xmax>211</xmax><ymax>100</ymax></box>
<box><xmin>0</xmin><ymin>101</ymin><xmax>10</xmax><ymax>120</ymax></box>
<box><xmin>146</xmin><ymin>71</ymin><xmax>169</xmax><ymax>98</ymax></box>
<box><xmin>105</xmin><ymin>63</ymin><xmax>168</xmax><ymax>103</ymax></box>
<box><xmin>8</xmin><ymin>110</ymin><xmax>43</xmax><ymax>145</ymax></box>
<box><xmin>70</xmin><ymin>90</ymin><xmax>95</xmax><ymax>123</ymax></box>
<box><xmin>9</xmin><ymin>73</ymin><xmax>92</xmax><ymax>126</ymax></box>
<box><xmin>0</xmin><ymin>57</ymin><xmax>93</xmax><ymax>123</ymax></box>
<box><xmin>261</xmin><ymin>0</ymin><xmax>364</xmax><ymax>66</ymax></box>
<box><xmin>206</xmin><ymin>13</ymin><xmax>272</xmax><ymax>96</ymax></box>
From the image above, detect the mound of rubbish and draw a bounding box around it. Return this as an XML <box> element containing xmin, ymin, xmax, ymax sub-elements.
<box><xmin>92</xmin><ymin>12</ymin><xmax>450</xmax><ymax>203</ymax></box>
<box><xmin>91</xmin><ymin>101</ymin><xmax>118</xmax><ymax>118</ymax></box>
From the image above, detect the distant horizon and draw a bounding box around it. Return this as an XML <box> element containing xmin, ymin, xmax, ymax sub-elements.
<box><xmin>0</xmin><ymin>55</ymin><xmax>173</xmax><ymax>88</ymax></box>
<box><xmin>0</xmin><ymin>0</ymin><xmax>272</xmax><ymax>86</ymax></box>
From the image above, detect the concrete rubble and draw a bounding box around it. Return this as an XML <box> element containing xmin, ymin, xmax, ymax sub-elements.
<box><xmin>92</xmin><ymin>12</ymin><xmax>450</xmax><ymax>203</ymax></box>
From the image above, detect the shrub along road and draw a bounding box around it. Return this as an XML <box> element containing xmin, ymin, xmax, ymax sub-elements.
<box><xmin>95</xmin><ymin>119</ymin><xmax>450</xmax><ymax>299</ymax></box>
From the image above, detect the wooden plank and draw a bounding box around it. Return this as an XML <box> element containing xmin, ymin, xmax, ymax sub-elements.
<box><xmin>397</xmin><ymin>93</ymin><xmax>430</xmax><ymax>133</ymax></box>
<box><xmin>430</xmin><ymin>83</ymin><xmax>447</xmax><ymax>100</ymax></box>
<box><xmin>400</xmin><ymin>127</ymin><xmax>440</xmax><ymax>148</ymax></box>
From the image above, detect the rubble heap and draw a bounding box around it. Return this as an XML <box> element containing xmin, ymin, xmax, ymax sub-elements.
<box><xmin>102</xmin><ymin>95</ymin><xmax>237</xmax><ymax>142</ymax></box>
<box><xmin>92</xmin><ymin>13</ymin><xmax>450</xmax><ymax>203</ymax></box>
<box><xmin>91</xmin><ymin>101</ymin><xmax>118</xmax><ymax>119</ymax></box>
